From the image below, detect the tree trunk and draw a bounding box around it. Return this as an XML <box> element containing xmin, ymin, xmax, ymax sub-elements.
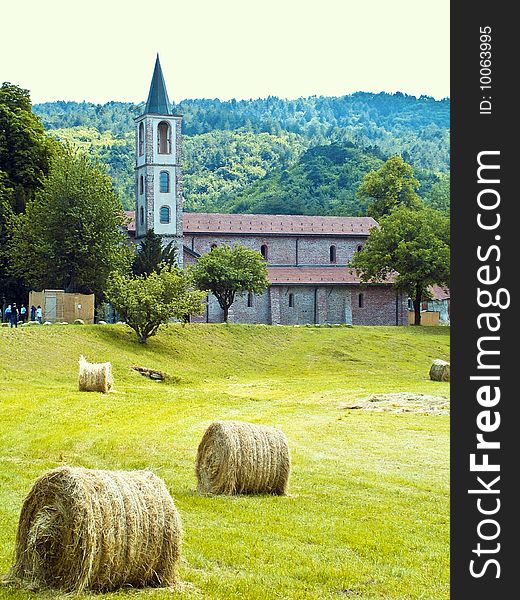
<box><xmin>223</xmin><ymin>305</ymin><xmax>229</xmax><ymax>323</ymax></box>
<box><xmin>413</xmin><ymin>285</ymin><xmax>422</xmax><ymax>326</ymax></box>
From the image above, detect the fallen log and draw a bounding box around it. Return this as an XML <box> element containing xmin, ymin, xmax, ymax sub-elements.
<box><xmin>131</xmin><ymin>365</ymin><xmax>168</xmax><ymax>381</ymax></box>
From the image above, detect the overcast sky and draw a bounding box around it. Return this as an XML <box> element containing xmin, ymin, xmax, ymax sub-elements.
<box><xmin>1</xmin><ymin>0</ymin><xmax>449</xmax><ymax>104</ymax></box>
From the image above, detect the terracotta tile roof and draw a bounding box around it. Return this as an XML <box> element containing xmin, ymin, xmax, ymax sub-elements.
<box><xmin>429</xmin><ymin>285</ymin><xmax>450</xmax><ymax>301</ymax></box>
<box><xmin>183</xmin><ymin>213</ymin><xmax>377</xmax><ymax>236</ymax></box>
<box><xmin>124</xmin><ymin>211</ymin><xmax>377</xmax><ymax>236</ymax></box>
<box><xmin>268</xmin><ymin>267</ymin><xmax>395</xmax><ymax>285</ymax></box>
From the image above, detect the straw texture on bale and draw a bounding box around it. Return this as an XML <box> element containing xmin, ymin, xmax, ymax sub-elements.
<box><xmin>8</xmin><ymin>466</ymin><xmax>183</xmax><ymax>592</ymax></box>
<box><xmin>78</xmin><ymin>355</ymin><xmax>113</xmax><ymax>393</ymax></box>
<box><xmin>196</xmin><ymin>420</ymin><xmax>290</xmax><ymax>495</ymax></box>
<box><xmin>429</xmin><ymin>359</ymin><xmax>450</xmax><ymax>382</ymax></box>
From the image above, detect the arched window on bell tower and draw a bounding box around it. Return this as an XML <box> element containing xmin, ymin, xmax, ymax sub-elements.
<box><xmin>158</xmin><ymin>121</ymin><xmax>171</xmax><ymax>154</ymax></box>
<box><xmin>160</xmin><ymin>171</ymin><xmax>170</xmax><ymax>193</ymax></box>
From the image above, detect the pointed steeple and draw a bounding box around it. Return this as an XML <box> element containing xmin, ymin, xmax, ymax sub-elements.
<box><xmin>144</xmin><ymin>54</ymin><xmax>172</xmax><ymax>115</ymax></box>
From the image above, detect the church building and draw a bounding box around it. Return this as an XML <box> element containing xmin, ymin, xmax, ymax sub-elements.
<box><xmin>126</xmin><ymin>56</ymin><xmax>408</xmax><ymax>326</ymax></box>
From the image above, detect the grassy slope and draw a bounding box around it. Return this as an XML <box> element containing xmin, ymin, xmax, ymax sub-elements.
<box><xmin>0</xmin><ymin>324</ymin><xmax>449</xmax><ymax>599</ymax></box>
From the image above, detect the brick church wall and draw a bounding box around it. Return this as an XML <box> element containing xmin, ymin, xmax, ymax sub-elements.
<box><xmin>186</xmin><ymin>234</ymin><xmax>366</xmax><ymax>267</ymax></box>
<box><xmin>193</xmin><ymin>285</ymin><xmax>407</xmax><ymax>326</ymax></box>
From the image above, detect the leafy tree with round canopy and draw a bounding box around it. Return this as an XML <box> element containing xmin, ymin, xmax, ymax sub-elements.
<box><xmin>358</xmin><ymin>155</ymin><xmax>422</xmax><ymax>219</ymax></box>
<box><xmin>106</xmin><ymin>265</ymin><xmax>206</xmax><ymax>343</ymax></box>
<box><xmin>10</xmin><ymin>147</ymin><xmax>131</xmax><ymax>298</ymax></box>
<box><xmin>191</xmin><ymin>244</ymin><xmax>270</xmax><ymax>323</ymax></box>
<box><xmin>0</xmin><ymin>83</ymin><xmax>60</xmax><ymax>303</ymax></box>
<box><xmin>0</xmin><ymin>83</ymin><xmax>59</xmax><ymax>213</ymax></box>
<box><xmin>425</xmin><ymin>173</ymin><xmax>450</xmax><ymax>214</ymax></box>
<box><xmin>349</xmin><ymin>205</ymin><xmax>450</xmax><ymax>325</ymax></box>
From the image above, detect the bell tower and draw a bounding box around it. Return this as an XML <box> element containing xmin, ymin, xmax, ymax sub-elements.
<box><xmin>135</xmin><ymin>55</ymin><xmax>183</xmax><ymax>265</ymax></box>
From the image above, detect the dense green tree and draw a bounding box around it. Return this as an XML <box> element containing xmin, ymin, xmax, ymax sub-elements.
<box><xmin>191</xmin><ymin>245</ymin><xmax>270</xmax><ymax>322</ymax></box>
<box><xmin>425</xmin><ymin>173</ymin><xmax>450</xmax><ymax>214</ymax></box>
<box><xmin>132</xmin><ymin>229</ymin><xmax>178</xmax><ymax>276</ymax></box>
<box><xmin>358</xmin><ymin>155</ymin><xmax>422</xmax><ymax>219</ymax></box>
<box><xmin>106</xmin><ymin>265</ymin><xmax>206</xmax><ymax>343</ymax></box>
<box><xmin>0</xmin><ymin>175</ymin><xmax>20</xmax><ymax>305</ymax></box>
<box><xmin>10</xmin><ymin>148</ymin><xmax>130</xmax><ymax>298</ymax></box>
<box><xmin>0</xmin><ymin>83</ymin><xmax>59</xmax><ymax>212</ymax></box>
<box><xmin>349</xmin><ymin>206</ymin><xmax>450</xmax><ymax>325</ymax></box>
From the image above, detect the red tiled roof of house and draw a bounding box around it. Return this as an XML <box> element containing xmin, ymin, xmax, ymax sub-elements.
<box><xmin>183</xmin><ymin>213</ymin><xmax>377</xmax><ymax>235</ymax></box>
<box><xmin>124</xmin><ymin>211</ymin><xmax>377</xmax><ymax>236</ymax></box>
<box><xmin>267</xmin><ymin>267</ymin><xmax>395</xmax><ymax>285</ymax></box>
<box><xmin>429</xmin><ymin>285</ymin><xmax>450</xmax><ymax>300</ymax></box>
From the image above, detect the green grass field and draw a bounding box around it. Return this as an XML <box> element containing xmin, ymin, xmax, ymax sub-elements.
<box><xmin>0</xmin><ymin>324</ymin><xmax>449</xmax><ymax>599</ymax></box>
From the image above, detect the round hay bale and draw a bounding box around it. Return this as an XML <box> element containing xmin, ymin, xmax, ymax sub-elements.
<box><xmin>196</xmin><ymin>420</ymin><xmax>290</xmax><ymax>495</ymax></box>
<box><xmin>97</xmin><ymin>320</ymin><xmax>107</xmax><ymax>325</ymax></box>
<box><xmin>78</xmin><ymin>355</ymin><xmax>113</xmax><ymax>393</ymax></box>
<box><xmin>43</xmin><ymin>321</ymin><xmax>52</xmax><ymax>325</ymax></box>
<box><xmin>73</xmin><ymin>319</ymin><xmax>85</xmax><ymax>325</ymax></box>
<box><xmin>430</xmin><ymin>359</ymin><xmax>450</xmax><ymax>382</ymax></box>
<box><xmin>7</xmin><ymin>466</ymin><xmax>182</xmax><ymax>592</ymax></box>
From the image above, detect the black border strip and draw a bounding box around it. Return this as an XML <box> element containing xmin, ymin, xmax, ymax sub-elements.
<box><xmin>451</xmin><ymin>3</ymin><xmax>514</xmax><ymax>596</ymax></box>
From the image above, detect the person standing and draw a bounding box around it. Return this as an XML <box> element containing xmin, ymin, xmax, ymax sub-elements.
<box><xmin>30</xmin><ymin>305</ymin><xmax>37</xmax><ymax>322</ymax></box>
<box><xmin>20</xmin><ymin>304</ymin><xmax>27</xmax><ymax>322</ymax></box>
<box><xmin>5</xmin><ymin>304</ymin><xmax>12</xmax><ymax>324</ymax></box>
<box><xmin>36</xmin><ymin>305</ymin><xmax>43</xmax><ymax>324</ymax></box>
<box><xmin>10</xmin><ymin>303</ymin><xmax>19</xmax><ymax>328</ymax></box>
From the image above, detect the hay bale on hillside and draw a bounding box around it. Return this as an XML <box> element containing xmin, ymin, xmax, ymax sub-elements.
<box><xmin>430</xmin><ymin>359</ymin><xmax>450</xmax><ymax>382</ymax></box>
<box><xmin>73</xmin><ymin>319</ymin><xmax>84</xmax><ymax>325</ymax></box>
<box><xmin>78</xmin><ymin>356</ymin><xmax>113</xmax><ymax>393</ymax></box>
<box><xmin>7</xmin><ymin>466</ymin><xmax>182</xmax><ymax>592</ymax></box>
<box><xmin>196</xmin><ymin>420</ymin><xmax>290</xmax><ymax>495</ymax></box>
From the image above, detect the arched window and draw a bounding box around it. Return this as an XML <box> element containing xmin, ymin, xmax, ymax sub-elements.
<box><xmin>329</xmin><ymin>245</ymin><xmax>337</xmax><ymax>263</ymax></box>
<box><xmin>139</xmin><ymin>175</ymin><xmax>144</xmax><ymax>195</ymax></box>
<box><xmin>247</xmin><ymin>292</ymin><xmax>253</xmax><ymax>308</ymax></box>
<box><xmin>288</xmin><ymin>293</ymin><xmax>294</xmax><ymax>308</ymax></box>
<box><xmin>260</xmin><ymin>244</ymin><xmax>268</xmax><ymax>260</ymax></box>
<box><xmin>139</xmin><ymin>206</ymin><xmax>144</xmax><ymax>225</ymax></box>
<box><xmin>158</xmin><ymin>121</ymin><xmax>171</xmax><ymax>154</ymax></box>
<box><xmin>160</xmin><ymin>206</ymin><xmax>171</xmax><ymax>224</ymax></box>
<box><xmin>358</xmin><ymin>293</ymin><xmax>364</xmax><ymax>308</ymax></box>
<box><xmin>160</xmin><ymin>171</ymin><xmax>170</xmax><ymax>193</ymax></box>
<box><xmin>138</xmin><ymin>122</ymin><xmax>144</xmax><ymax>156</ymax></box>
<box><xmin>357</xmin><ymin>245</ymin><xmax>363</xmax><ymax>252</ymax></box>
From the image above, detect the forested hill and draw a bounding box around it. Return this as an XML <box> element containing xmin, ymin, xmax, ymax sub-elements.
<box><xmin>33</xmin><ymin>93</ymin><xmax>450</xmax><ymax>213</ymax></box>
<box><xmin>34</xmin><ymin>92</ymin><xmax>449</xmax><ymax>139</ymax></box>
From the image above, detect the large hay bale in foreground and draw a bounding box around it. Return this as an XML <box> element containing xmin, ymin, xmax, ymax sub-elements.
<box><xmin>196</xmin><ymin>420</ymin><xmax>290</xmax><ymax>495</ymax></box>
<box><xmin>8</xmin><ymin>466</ymin><xmax>182</xmax><ymax>592</ymax></box>
<box><xmin>78</xmin><ymin>355</ymin><xmax>113</xmax><ymax>392</ymax></box>
<box><xmin>430</xmin><ymin>359</ymin><xmax>450</xmax><ymax>382</ymax></box>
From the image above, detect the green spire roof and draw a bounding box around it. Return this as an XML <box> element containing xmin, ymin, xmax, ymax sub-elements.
<box><xmin>144</xmin><ymin>55</ymin><xmax>172</xmax><ymax>115</ymax></box>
